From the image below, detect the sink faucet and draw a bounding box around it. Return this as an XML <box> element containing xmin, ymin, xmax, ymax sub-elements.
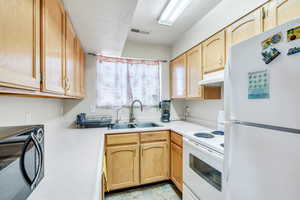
<box><xmin>115</xmin><ymin>107</ymin><xmax>125</xmax><ymax>124</ymax></box>
<box><xmin>129</xmin><ymin>100</ymin><xmax>143</xmax><ymax>123</ymax></box>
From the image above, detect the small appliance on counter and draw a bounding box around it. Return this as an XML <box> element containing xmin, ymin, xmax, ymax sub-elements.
<box><xmin>159</xmin><ymin>100</ymin><xmax>171</xmax><ymax>122</ymax></box>
<box><xmin>0</xmin><ymin>125</ymin><xmax>44</xmax><ymax>200</ymax></box>
<box><xmin>76</xmin><ymin>113</ymin><xmax>112</xmax><ymax>128</ymax></box>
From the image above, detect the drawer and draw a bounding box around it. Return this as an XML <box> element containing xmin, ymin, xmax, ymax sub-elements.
<box><xmin>140</xmin><ymin>131</ymin><xmax>169</xmax><ymax>143</ymax></box>
<box><xmin>106</xmin><ymin>133</ymin><xmax>139</xmax><ymax>146</ymax></box>
<box><xmin>171</xmin><ymin>131</ymin><xmax>182</xmax><ymax>147</ymax></box>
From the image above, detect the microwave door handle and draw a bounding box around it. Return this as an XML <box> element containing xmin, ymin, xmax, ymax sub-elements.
<box><xmin>20</xmin><ymin>136</ymin><xmax>34</xmax><ymax>187</ymax></box>
<box><xmin>20</xmin><ymin>133</ymin><xmax>43</xmax><ymax>190</ymax></box>
<box><xmin>30</xmin><ymin>133</ymin><xmax>43</xmax><ymax>189</ymax></box>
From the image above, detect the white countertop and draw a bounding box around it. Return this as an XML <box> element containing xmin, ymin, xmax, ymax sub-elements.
<box><xmin>28</xmin><ymin>120</ymin><xmax>222</xmax><ymax>200</ymax></box>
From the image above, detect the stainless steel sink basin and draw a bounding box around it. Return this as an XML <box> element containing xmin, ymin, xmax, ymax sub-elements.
<box><xmin>135</xmin><ymin>122</ymin><xmax>161</xmax><ymax>128</ymax></box>
<box><xmin>108</xmin><ymin>123</ymin><xmax>136</xmax><ymax>130</ymax></box>
<box><xmin>108</xmin><ymin>122</ymin><xmax>161</xmax><ymax>130</ymax></box>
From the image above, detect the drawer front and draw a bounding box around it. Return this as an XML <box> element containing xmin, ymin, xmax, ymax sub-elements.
<box><xmin>171</xmin><ymin>131</ymin><xmax>183</xmax><ymax>147</ymax></box>
<box><xmin>140</xmin><ymin>131</ymin><xmax>169</xmax><ymax>143</ymax></box>
<box><xmin>106</xmin><ymin>133</ymin><xmax>139</xmax><ymax>146</ymax></box>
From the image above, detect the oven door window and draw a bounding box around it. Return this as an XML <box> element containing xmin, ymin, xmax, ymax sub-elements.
<box><xmin>0</xmin><ymin>137</ymin><xmax>37</xmax><ymax>200</ymax></box>
<box><xmin>189</xmin><ymin>154</ymin><xmax>222</xmax><ymax>191</ymax></box>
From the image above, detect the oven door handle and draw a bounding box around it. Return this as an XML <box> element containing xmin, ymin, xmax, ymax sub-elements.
<box><xmin>20</xmin><ymin>133</ymin><xmax>43</xmax><ymax>190</ymax></box>
<box><xmin>184</xmin><ymin>138</ymin><xmax>223</xmax><ymax>161</ymax></box>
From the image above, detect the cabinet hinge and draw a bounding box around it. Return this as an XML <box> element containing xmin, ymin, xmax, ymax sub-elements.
<box><xmin>40</xmin><ymin>73</ymin><xmax>43</xmax><ymax>84</ymax></box>
<box><xmin>262</xmin><ymin>7</ymin><xmax>267</xmax><ymax>20</ymax></box>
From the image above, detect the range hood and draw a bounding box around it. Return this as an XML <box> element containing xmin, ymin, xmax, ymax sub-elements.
<box><xmin>199</xmin><ymin>70</ymin><xmax>224</xmax><ymax>86</ymax></box>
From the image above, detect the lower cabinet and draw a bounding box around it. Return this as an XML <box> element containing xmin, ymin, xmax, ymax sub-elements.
<box><xmin>105</xmin><ymin>131</ymin><xmax>170</xmax><ymax>191</ymax></box>
<box><xmin>170</xmin><ymin>132</ymin><xmax>183</xmax><ymax>192</ymax></box>
<box><xmin>171</xmin><ymin>142</ymin><xmax>183</xmax><ymax>192</ymax></box>
<box><xmin>140</xmin><ymin>142</ymin><xmax>170</xmax><ymax>184</ymax></box>
<box><xmin>106</xmin><ymin>144</ymin><xmax>139</xmax><ymax>190</ymax></box>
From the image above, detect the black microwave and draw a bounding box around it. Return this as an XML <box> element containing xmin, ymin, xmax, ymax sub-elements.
<box><xmin>0</xmin><ymin>125</ymin><xmax>44</xmax><ymax>200</ymax></box>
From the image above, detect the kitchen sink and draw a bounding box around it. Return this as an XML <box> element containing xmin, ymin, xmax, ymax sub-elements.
<box><xmin>108</xmin><ymin>122</ymin><xmax>161</xmax><ymax>130</ymax></box>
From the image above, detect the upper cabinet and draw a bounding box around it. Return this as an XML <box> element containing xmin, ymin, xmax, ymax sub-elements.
<box><xmin>41</xmin><ymin>0</ymin><xmax>65</xmax><ymax>94</ymax></box>
<box><xmin>186</xmin><ymin>45</ymin><xmax>202</xmax><ymax>99</ymax></box>
<box><xmin>226</xmin><ymin>8</ymin><xmax>263</xmax><ymax>56</ymax></box>
<box><xmin>266</xmin><ymin>0</ymin><xmax>300</xmax><ymax>30</ymax></box>
<box><xmin>0</xmin><ymin>0</ymin><xmax>40</xmax><ymax>90</ymax></box>
<box><xmin>170</xmin><ymin>55</ymin><xmax>186</xmax><ymax>99</ymax></box>
<box><xmin>202</xmin><ymin>30</ymin><xmax>226</xmax><ymax>74</ymax></box>
<box><xmin>0</xmin><ymin>0</ymin><xmax>85</xmax><ymax>99</ymax></box>
<box><xmin>170</xmin><ymin>45</ymin><xmax>221</xmax><ymax>100</ymax></box>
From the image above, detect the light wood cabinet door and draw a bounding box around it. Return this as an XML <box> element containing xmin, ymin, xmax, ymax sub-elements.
<box><xmin>106</xmin><ymin>144</ymin><xmax>140</xmax><ymax>191</ymax></box>
<box><xmin>41</xmin><ymin>0</ymin><xmax>65</xmax><ymax>94</ymax></box>
<box><xmin>65</xmin><ymin>16</ymin><xmax>77</xmax><ymax>97</ymax></box>
<box><xmin>202</xmin><ymin>30</ymin><xmax>226</xmax><ymax>74</ymax></box>
<box><xmin>170</xmin><ymin>55</ymin><xmax>186</xmax><ymax>99</ymax></box>
<box><xmin>0</xmin><ymin>0</ymin><xmax>40</xmax><ymax>90</ymax></box>
<box><xmin>140</xmin><ymin>142</ymin><xmax>170</xmax><ymax>184</ymax></box>
<box><xmin>171</xmin><ymin>142</ymin><xmax>183</xmax><ymax>192</ymax></box>
<box><xmin>226</xmin><ymin>9</ymin><xmax>263</xmax><ymax>58</ymax></box>
<box><xmin>186</xmin><ymin>45</ymin><xmax>203</xmax><ymax>99</ymax></box>
<box><xmin>267</xmin><ymin>0</ymin><xmax>300</xmax><ymax>29</ymax></box>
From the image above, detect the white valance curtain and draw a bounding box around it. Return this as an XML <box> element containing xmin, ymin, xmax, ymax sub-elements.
<box><xmin>96</xmin><ymin>56</ymin><xmax>161</xmax><ymax>107</ymax></box>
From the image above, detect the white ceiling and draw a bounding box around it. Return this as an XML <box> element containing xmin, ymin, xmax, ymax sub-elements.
<box><xmin>61</xmin><ymin>0</ymin><xmax>222</xmax><ymax>56</ymax></box>
<box><xmin>62</xmin><ymin>0</ymin><xmax>139</xmax><ymax>56</ymax></box>
<box><xmin>128</xmin><ymin>0</ymin><xmax>222</xmax><ymax>46</ymax></box>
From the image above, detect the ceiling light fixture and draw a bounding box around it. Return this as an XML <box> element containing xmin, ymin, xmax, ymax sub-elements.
<box><xmin>158</xmin><ymin>0</ymin><xmax>193</xmax><ymax>26</ymax></box>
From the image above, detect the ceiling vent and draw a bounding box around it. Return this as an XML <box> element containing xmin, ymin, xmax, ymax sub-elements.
<box><xmin>130</xmin><ymin>28</ymin><xmax>150</xmax><ymax>35</ymax></box>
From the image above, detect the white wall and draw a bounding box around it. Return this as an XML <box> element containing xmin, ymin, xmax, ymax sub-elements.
<box><xmin>172</xmin><ymin>0</ymin><xmax>268</xmax><ymax>58</ymax></box>
<box><xmin>0</xmin><ymin>96</ymin><xmax>63</xmax><ymax>126</ymax></box>
<box><xmin>63</xmin><ymin>40</ymin><xmax>185</xmax><ymax>124</ymax></box>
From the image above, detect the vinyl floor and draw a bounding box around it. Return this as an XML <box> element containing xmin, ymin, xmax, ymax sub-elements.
<box><xmin>105</xmin><ymin>182</ymin><xmax>182</xmax><ymax>200</ymax></box>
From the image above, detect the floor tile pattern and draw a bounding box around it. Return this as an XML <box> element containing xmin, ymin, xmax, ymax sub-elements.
<box><xmin>105</xmin><ymin>182</ymin><xmax>182</xmax><ymax>200</ymax></box>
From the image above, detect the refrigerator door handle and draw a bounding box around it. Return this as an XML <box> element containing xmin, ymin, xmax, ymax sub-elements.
<box><xmin>233</xmin><ymin>121</ymin><xmax>300</xmax><ymax>135</ymax></box>
<box><xmin>226</xmin><ymin>167</ymin><xmax>230</xmax><ymax>183</ymax></box>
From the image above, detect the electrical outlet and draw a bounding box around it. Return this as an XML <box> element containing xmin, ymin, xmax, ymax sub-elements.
<box><xmin>25</xmin><ymin>112</ymin><xmax>31</xmax><ymax>123</ymax></box>
<box><xmin>90</xmin><ymin>105</ymin><xmax>96</xmax><ymax>113</ymax></box>
<box><xmin>60</xmin><ymin>105</ymin><xmax>64</xmax><ymax>116</ymax></box>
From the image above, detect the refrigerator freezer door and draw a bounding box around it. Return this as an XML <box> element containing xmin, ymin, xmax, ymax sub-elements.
<box><xmin>229</xmin><ymin>17</ymin><xmax>300</xmax><ymax>130</ymax></box>
<box><xmin>226</xmin><ymin>124</ymin><xmax>300</xmax><ymax>200</ymax></box>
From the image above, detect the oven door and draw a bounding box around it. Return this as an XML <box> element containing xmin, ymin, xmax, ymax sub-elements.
<box><xmin>183</xmin><ymin>138</ymin><xmax>224</xmax><ymax>200</ymax></box>
<box><xmin>0</xmin><ymin>131</ymin><xmax>43</xmax><ymax>200</ymax></box>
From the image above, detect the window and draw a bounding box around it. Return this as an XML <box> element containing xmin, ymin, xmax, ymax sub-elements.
<box><xmin>96</xmin><ymin>56</ymin><xmax>161</xmax><ymax>107</ymax></box>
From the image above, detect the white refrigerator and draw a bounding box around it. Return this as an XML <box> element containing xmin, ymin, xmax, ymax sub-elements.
<box><xmin>224</xmin><ymin>17</ymin><xmax>300</xmax><ymax>200</ymax></box>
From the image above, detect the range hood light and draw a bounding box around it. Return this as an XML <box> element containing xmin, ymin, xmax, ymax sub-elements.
<box><xmin>198</xmin><ymin>70</ymin><xmax>224</xmax><ymax>86</ymax></box>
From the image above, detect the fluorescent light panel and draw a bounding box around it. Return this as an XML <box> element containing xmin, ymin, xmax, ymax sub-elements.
<box><xmin>158</xmin><ymin>0</ymin><xmax>193</xmax><ymax>26</ymax></box>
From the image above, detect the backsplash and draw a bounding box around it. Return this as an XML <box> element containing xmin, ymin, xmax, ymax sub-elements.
<box><xmin>185</xmin><ymin>99</ymin><xmax>224</xmax><ymax>128</ymax></box>
<box><xmin>0</xmin><ymin>96</ymin><xmax>63</xmax><ymax>126</ymax></box>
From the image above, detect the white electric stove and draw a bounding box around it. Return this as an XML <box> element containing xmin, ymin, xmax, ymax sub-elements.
<box><xmin>183</xmin><ymin>111</ymin><xmax>225</xmax><ymax>200</ymax></box>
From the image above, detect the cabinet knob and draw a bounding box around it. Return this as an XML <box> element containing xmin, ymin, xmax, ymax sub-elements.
<box><xmin>218</xmin><ymin>58</ymin><xmax>223</xmax><ymax>65</ymax></box>
<box><xmin>65</xmin><ymin>77</ymin><xmax>71</xmax><ymax>91</ymax></box>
